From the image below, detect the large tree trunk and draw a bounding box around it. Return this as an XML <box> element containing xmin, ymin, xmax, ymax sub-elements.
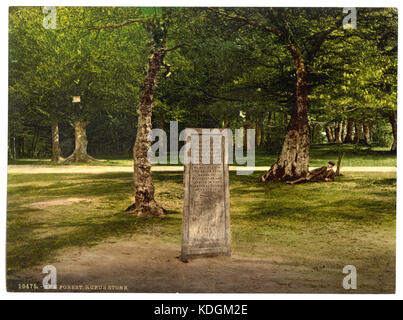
<box><xmin>51</xmin><ymin>120</ymin><xmax>64</xmax><ymax>162</ymax></box>
<box><xmin>344</xmin><ymin>120</ymin><xmax>354</xmax><ymax>143</ymax></box>
<box><xmin>341</xmin><ymin>121</ymin><xmax>346</xmax><ymax>142</ymax></box>
<box><xmin>353</xmin><ymin>121</ymin><xmax>361</xmax><ymax>144</ymax></box>
<box><xmin>126</xmin><ymin>47</ymin><xmax>167</xmax><ymax>217</ymax></box>
<box><xmin>261</xmin><ymin>48</ymin><xmax>310</xmax><ymax>182</ymax></box>
<box><xmin>362</xmin><ymin>121</ymin><xmax>371</xmax><ymax>145</ymax></box>
<box><xmin>325</xmin><ymin>123</ymin><xmax>335</xmax><ymax>143</ymax></box>
<box><xmin>334</xmin><ymin>121</ymin><xmax>343</xmax><ymax>143</ymax></box>
<box><xmin>389</xmin><ymin>111</ymin><xmax>397</xmax><ymax>152</ymax></box>
<box><xmin>63</xmin><ymin>120</ymin><xmax>95</xmax><ymax>163</ymax></box>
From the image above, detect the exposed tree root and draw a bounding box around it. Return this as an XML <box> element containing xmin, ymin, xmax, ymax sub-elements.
<box><xmin>62</xmin><ymin>153</ymin><xmax>97</xmax><ymax>164</ymax></box>
<box><xmin>260</xmin><ymin>157</ymin><xmax>309</xmax><ymax>183</ymax></box>
<box><xmin>51</xmin><ymin>157</ymin><xmax>65</xmax><ymax>164</ymax></box>
<box><xmin>125</xmin><ymin>200</ymin><xmax>167</xmax><ymax>217</ymax></box>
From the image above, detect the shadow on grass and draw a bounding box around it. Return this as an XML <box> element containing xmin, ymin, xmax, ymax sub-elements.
<box><xmin>230</xmin><ymin>173</ymin><xmax>396</xmax><ymax>228</ymax></box>
<box><xmin>7</xmin><ymin>171</ymin><xmax>396</xmax><ymax>275</ymax></box>
<box><xmin>8</xmin><ymin>172</ymin><xmax>184</xmax><ymax>199</ymax></box>
<box><xmin>7</xmin><ymin>172</ymin><xmax>185</xmax><ymax>273</ymax></box>
<box><xmin>7</xmin><ymin>212</ymin><xmax>181</xmax><ymax>274</ymax></box>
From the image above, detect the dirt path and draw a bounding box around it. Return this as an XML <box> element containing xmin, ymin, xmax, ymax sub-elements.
<box><xmin>9</xmin><ymin>239</ymin><xmax>376</xmax><ymax>293</ymax></box>
<box><xmin>7</xmin><ymin>165</ymin><xmax>397</xmax><ymax>174</ymax></box>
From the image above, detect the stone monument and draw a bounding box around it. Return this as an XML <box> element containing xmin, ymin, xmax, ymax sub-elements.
<box><xmin>181</xmin><ymin>129</ymin><xmax>231</xmax><ymax>261</ymax></box>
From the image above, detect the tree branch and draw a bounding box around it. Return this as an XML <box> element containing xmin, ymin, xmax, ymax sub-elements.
<box><xmin>165</xmin><ymin>43</ymin><xmax>185</xmax><ymax>52</ymax></box>
<box><xmin>208</xmin><ymin>8</ymin><xmax>286</xmax><ymax>42</ymax></box>
<box><xmin>307</xmin><ymin>16</ymin><xmax>345</xmax><ymax>60</ymax></box>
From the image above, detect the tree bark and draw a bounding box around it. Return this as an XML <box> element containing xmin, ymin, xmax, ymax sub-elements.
<box><xmin>336</xmin><ymin>152</ymin><xmax>345</xmax><ymax>176</ymax></box>
<box><xmin>51</xmin><ymin>120</ymin><xmax>64</xmax><ymax>162</ymax></box>
<box><xmin>266</xmin><ymin>112</ymin><xmax>272</xmax><ymax>143</ymax></box>
<box><xmin>126</xmin><ymin>47</ymin><xmax>167</xmax><ymax>217</ymax></box>
<box><xmin>243</xmin><ymin>113</ymin><xmax>250</xmax><ymax>150</ymax></box>
<box><xmin>343</xmin><ymin>120</ymin><xmax>354</xmax><ymax>143</ymax></box>
<box><xmin>362</xmin><ymin>122</ymin><xmax>371</xmax><ymax>145</ymax></box>
<box><xmin>325</xmin><ymin>123</ymin><xmax>334</xmax><ymax>143</ymax></box>
<box><xmin>63</xmin><ymin>120</ymin><xmax>95</xmax><ymax>163</ymax></box>
<box><xmin>334</xmin><ymin>121</ymin><xmax>343</xmax><ymax>143</ymax></box>
<box><xmin>255</xmin><ymin>120</ymin><xmax>260</xmax><ymax>147</ymax></box>
<box><xmin>353</xmin><ymin>121</ymin><xmax>361</xmax><ymax>144</ymax></box>
<box><xmin>10</xmin><ymin>137</ymin><xmax>16</xmax><ymax>160</ymax></box>
<box><xmin>341</xmin><ymin>121</ymin><xmax>346</xmax><ymax>142</ymax></box>
<box><xmin>260</xmin><ymin>119</ymin><xmax>265</xmax><ymax>148</ymax></box>
<box><xmin>261</xmin><ymin>48</ymin><xmax>310</xmax><ymax>181</ymax></box>
<box><xmin>389</xmin><ymin>111</ymin><xmax>397</xmax><ymax>152</ymax></box>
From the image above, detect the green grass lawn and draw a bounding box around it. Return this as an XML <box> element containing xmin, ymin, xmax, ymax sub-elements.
<box><xmin>8</xmin><ymin>144</ymin><xmax>397</xmax><ymax>167</ymax></box>
<box><xmin>7</xmin><ymin>170</ymin><xmax>396</xmax><ymax>292</ymax></box>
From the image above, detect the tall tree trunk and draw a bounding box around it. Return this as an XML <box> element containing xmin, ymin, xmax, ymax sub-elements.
<box><xmin>267</xmin><ymin>112</ymin><xmax>272</xmax><ymax>130</ymax></box>
<box><xmin>243</xmin><ymin>113</ymin><xmax>250</xmax><ymax>150</ymax></box>
<box><xmin>51</xmin><ymin>120</ymin><xmax>64</xmax><ymax>162</ymax></box>
<box><xmin>310</xmin><ymin>124</ymin><xmax>317</xmax><ymax>144</ymax></box>
<box><xmin>389</xmin><ymin>111</ymin><xmax>397</xmax><ymax>152</ymax></box>
<box><xmin>353</xmin><ymin>121</ymin><xmax>361</xmax><ymax>144</ymax></box>
<box><xmin>341</xmin><ymin>120</ymin><xmax>346</xmax><ymax>142</ymax></box>
<box><xmin>63</xmin><ymin>120</ymin><xmax>95</xmax><ymax>163</ymax></box>
<box><xmin>126</xmin><ymin>47</ymin><xmax>167</xmax><ymax>217</ymax></box>
<box><xmin>261</xmin><ymin>48</ymin><xmax>310</xmax><ymax>181</ymax></box>
<box><xmin>10</xmin><ymin>137</ymin><xmax>16</xmax><ymax>159</ymax></box>
<box><xmin>266</xmin><ymin>112</ymin><xmax>272</xmax><ymax>143</ymax></box>
<box><xmin>362</xmin><ymin>122</ymin><xmax>371</xmax><ymax>145</ymax></box>
<box><xmin>30</xmin><ymin>127</ymin><xmax>39</xmax><ymax>158</ymax></box>
<box><xmin>255</xmin><ymin>119</ymin><xmax>260</xmax><ymax>147</ymax></box>
<box><xmin>334</xmin><ymin>121</ymin><xmax>343</xmax><ymax>143</ymax></box>
<box><xmin>260</xmin><ymin>119</ymin><xmax>265</xmax><ymax>148</ymax></box>
<box><xmin>325</xmin><ymin>123</ymin><xmax>334</xmax><ymax>143</ymax></box>
<box><xmin>20</xmin><ymin>137</ymin><xmax>25</xmax><ymax>158</ymax></box>
<box><xmin>344</xmin><ymin>120</ymin><xmax>354</xmax><ymax>143</ymax></box>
